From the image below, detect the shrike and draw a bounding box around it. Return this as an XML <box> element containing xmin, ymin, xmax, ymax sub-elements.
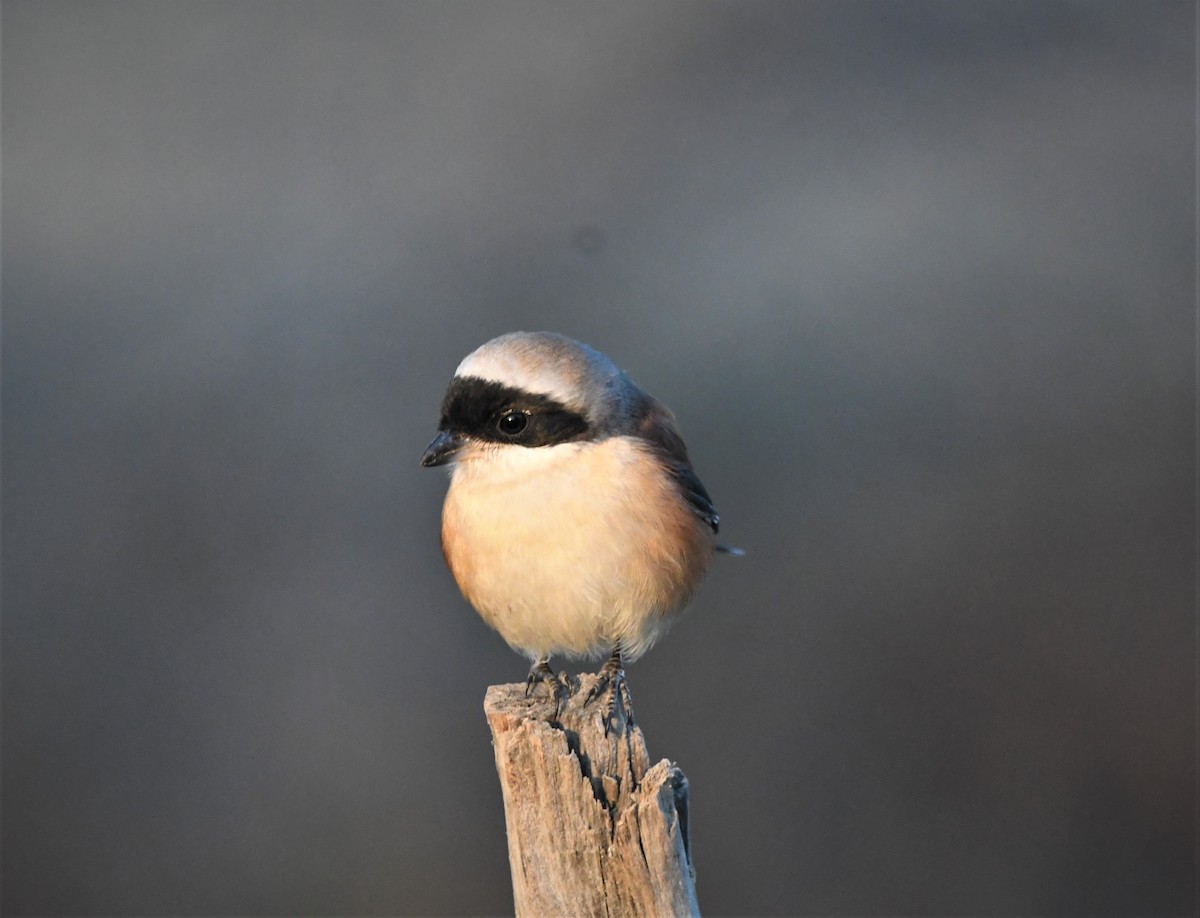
<box><xmin>422</xmin><ymin>331</ymin><xmax>737</xmax><ymax>726</ymax></box>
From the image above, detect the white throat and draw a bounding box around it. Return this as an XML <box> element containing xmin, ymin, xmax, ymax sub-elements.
<box><xmin>452</xmin><ymin>440</ymin><xmax>588</xmax><ymax>485</ymax></box>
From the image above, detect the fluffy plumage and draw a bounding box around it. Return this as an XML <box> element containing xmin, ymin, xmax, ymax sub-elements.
<box><xmin>423</xmin><ymin>331</ymin><xmax>726</xmax><ymax>667</ymax></box>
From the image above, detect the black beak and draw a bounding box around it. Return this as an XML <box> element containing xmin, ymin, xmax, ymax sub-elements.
<box><xmin>421</xmin><ymin>430</ymin><xmax>464</xmax><ymax>467</ymax></box>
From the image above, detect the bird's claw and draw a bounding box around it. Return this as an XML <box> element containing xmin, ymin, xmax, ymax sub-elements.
<box><xmin>584</xmin><ymin>660</ymin><xmax>634</xmax><ymax>736</ymax></box>
<box><xmin>525</xmin><ymin>659</ymin><xmax>571</xmax><ymax>718</ymax></box>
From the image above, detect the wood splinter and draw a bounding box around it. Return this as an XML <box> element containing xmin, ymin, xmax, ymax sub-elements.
<box><xmin>484</xmin><ymin>673</ymin><xmax>700</xmax><ymax>917</ymax></box>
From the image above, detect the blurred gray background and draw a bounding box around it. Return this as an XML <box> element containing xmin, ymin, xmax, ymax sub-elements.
<box><xmin>3</xmin><ymin>1</ymin><xmax>1194</xmax><ymax>915</ymax></box>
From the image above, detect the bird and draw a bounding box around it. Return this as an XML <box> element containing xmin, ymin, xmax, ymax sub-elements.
<box><xmin>421</xmin><ymin>331</ymin><xmax>738</xmax><ymax>728</ymax></box>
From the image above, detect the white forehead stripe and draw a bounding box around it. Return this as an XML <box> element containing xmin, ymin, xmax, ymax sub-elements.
<box><xmin>454</xmin><ymin>334</ymin><xmax>597</xmax><ymax>409</ymax></box>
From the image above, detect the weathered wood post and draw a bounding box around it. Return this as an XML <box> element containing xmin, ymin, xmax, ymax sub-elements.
<box><xmin>484</xmin><ymin>673</ymin><xmax>700</xmax><ymax>917</ymax></box>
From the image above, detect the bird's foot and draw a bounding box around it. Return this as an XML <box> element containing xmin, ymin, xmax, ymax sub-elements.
<box><xmin>525</xmin><ymin>658</ymin><xmax>570</xmax><ymax>718</ymax></box>
<box><xmin>584</xmin><ymin>653</ymin><xmax>634</xmax><ymax>736</ymax></box>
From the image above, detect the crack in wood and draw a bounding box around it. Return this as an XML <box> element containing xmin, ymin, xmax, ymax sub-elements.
<box><xmin>485</xmin><ymin>674</ymin><xmax>700</xmax><ymax>917</ymax></box>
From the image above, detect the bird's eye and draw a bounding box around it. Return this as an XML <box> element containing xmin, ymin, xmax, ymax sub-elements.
<box><xmin>497</xmin><ymin>411</ymin><xmax>529</xmax><ymax>436</ymax></box>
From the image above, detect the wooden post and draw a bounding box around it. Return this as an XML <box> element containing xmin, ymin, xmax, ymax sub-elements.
<box><xmin>484</xmin><ymin>673</ymin><xmax>700</xmax><ymax>917</ymax></box>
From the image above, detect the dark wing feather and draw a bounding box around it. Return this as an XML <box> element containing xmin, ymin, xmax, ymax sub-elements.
<box><xmin>632</xmin><ymin>395</ymin><xmax>720</xmax><ymax>534</ymax></box>
<box><xmin>671</xmin><ymin>461</ymin><xmax>721</xmax><ymax>534</ymax></box>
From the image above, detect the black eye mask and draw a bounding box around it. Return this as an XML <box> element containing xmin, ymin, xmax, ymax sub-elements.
<box><xmin>438</xmin><ymin>376</ymin><xmax>590</xmax><ymax>448</ymax></box>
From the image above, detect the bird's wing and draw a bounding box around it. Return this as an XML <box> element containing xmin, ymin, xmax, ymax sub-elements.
<box><xmin>670</xmin><ymin>461</ymin><xmax>721</xmax><ymax>535</ymax></box>
<box><xmin>632</xmin><ymin>395</ymin><xmax>720</xmax><ymax>535</ymax></box>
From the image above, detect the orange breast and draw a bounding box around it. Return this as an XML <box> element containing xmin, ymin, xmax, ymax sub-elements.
<box><xmin>437</xmin><ymin>437</ymin><xmax>715</xmax><ymax>659</ymax></box>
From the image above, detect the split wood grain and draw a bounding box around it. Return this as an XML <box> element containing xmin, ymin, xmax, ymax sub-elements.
<box><xmin>484</xmin><ymin>674</ymin><xmax>700</xmax><ymax>917</ymax></box>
